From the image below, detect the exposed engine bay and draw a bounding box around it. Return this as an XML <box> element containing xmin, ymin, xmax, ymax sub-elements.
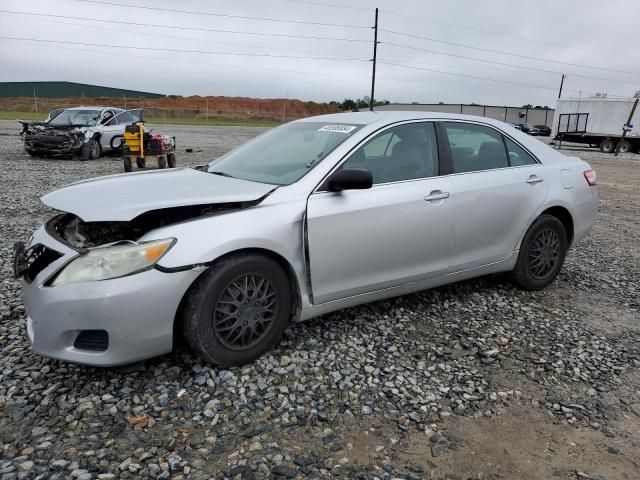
<box><xmin>20</xmin><ymin>121</ymin><xmax>93</xmax><ymax>158</ymax></box>
<box><xmin>46</xmin><ymin>202</ymin><xmax>259</xmax><ymax>250</ymax></box>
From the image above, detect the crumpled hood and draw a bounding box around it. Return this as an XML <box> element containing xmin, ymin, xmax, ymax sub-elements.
<box><xmin>41</xmin><ymin>168</ymin><xmax>277</xmax><ymax>221</ymax></box>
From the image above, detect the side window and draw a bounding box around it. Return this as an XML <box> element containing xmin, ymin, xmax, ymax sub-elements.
<box><xmin>445</xmin><ymin>123</ymin><xmax>509</xmax><ymax>174</ymax></box>
<box><xmin>362</xmin><ymin>131</ymin><xmax>400</xmax><ymax>158</ymax></box>
<box><xmin>504</xmin><ymin>137</ymin><xmax>537</xmax><ymax>166</ymax></box>
<box><xmin>341</xmin><ymin>122</ymin><xmax>438</xmax><ymax>184</ymax></box>
<box><xmin>115</xmin><ymin>112</ymin><xmax>132</xmax><ymax>125</ymax></box>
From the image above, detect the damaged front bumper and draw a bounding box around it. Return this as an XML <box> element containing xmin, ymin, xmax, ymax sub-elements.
<box><xmin>17</xmin><ymin>224</ymin><xmax>201</xmax><ymax>366</ymax></box>
<box><xmin>20</xmin><ymin>122</ymin><xmax>90</xmax><ymax>157</ymax></box>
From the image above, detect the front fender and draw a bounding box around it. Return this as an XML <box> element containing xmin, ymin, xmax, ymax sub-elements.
<box><xmin>142</xmin><ymin>200</ymin><xmax>311</xmax><ymax>304</ymax></box>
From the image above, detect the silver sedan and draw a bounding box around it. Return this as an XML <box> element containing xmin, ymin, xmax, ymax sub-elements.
<box><xmin>15</xmin><ymin>112</ymin><xmax>598</xmax><ymax>367</ymax></box>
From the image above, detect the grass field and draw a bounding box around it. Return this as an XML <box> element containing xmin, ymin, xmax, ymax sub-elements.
<box><xmin>0</xmin><ymin>111</ymin><xmax>280</xmax><ymax>127</ymax></box>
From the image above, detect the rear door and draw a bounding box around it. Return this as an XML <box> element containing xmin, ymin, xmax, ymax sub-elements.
<box><xmin>306</xmin><ymin>121</ymin><xmax>453</xmax><ymax>304</ymax></box>
<box><xmin>442</xmin><ymin>122</ymin><xmax>549</xmax><ymax>271</ymax></box>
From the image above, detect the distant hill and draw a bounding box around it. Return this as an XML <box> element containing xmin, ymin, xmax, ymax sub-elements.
<box><xmin>0</xmin><ymin>81</ymin><xmax>163</xmax><ymax>99</ymax></box>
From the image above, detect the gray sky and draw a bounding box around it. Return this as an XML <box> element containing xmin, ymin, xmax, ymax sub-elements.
<box><xmin>1</xmin><ymin>0</ymin><xmax>639</xmax><ymax>106</ymax></box>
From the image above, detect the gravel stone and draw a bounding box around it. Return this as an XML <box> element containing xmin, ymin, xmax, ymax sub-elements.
<box><xmin>0</xmin><ymin>123</ymin><xmax>638</xmax><ymax>478</ymax></box>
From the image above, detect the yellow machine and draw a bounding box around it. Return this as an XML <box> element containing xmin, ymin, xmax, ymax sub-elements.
<box><xmin>115</xmin><ymin>121</ymin><xmax>177</xmax><ymax>172</ymax></box>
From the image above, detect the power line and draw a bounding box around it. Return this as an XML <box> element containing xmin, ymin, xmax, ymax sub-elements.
<box><xmin>381</xmin><ymin>29</ymin><xmax>640</xmax><ymax>77</ymax></box>
<box><xmin>378</xmin><ymin>60</ymin><xmax>574</xmax><ymax>92</ymax></box>
<box><xmin>380</xmin><ymin>9</ymin><xmax>640</xmax><ymax>61</ymax></box>
<box><xmin>74</xmin><ymin>0</ymin><xmax>370</xmax><ymax>29</ymax></box>
<box><xmin>0</xmin><ymin>36</ymin><xmax>369</xmax><ymax>61</ymax></box>
<box><xmin>383</xmin><ymin>41</ymin><xmax>640</xmax><ymax>86</ymax></box>
<box><xmin>0</xmin><ymin>9</ymin><xmax>370</xmax><ymax>43</ymax></box>
<box><xmin>7</xmin><ymin>34</ymin><xmax>621</xmax><ymax>98</ymax></box>
<box><xmin>0</xmin><ymin>12</ymin><xmax>362</xmax><ymax>60</ymax></box>
<box><xmin>3</xmin><ymin>38</ymin><xmax>374</xmax><ymax>84</ymax></box>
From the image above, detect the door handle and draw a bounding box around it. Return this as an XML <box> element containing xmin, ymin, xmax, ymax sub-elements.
<box><xmin>526</xmin><ymin>175</ymin><xmax>544</xmax><ymax>184</ymax></box>
<box><xmin>424</xmin><ymin>191</ymin><xmax>450</xmax><ymax>201</ymax></box>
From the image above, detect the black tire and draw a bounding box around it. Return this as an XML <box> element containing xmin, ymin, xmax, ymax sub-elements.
<box><xmin>78</xmin><ymin>137</ymin><xmax>102</xmax><ymax>160</ymax></box>
<box><xmin>25</xmin><ymin>148</ymin><xmax>40</xmax><ymax>157</ymax></box>
<box><xmin>158</xmin><ymin>155</ymin><xmax>167</xmax><ymax>169</ymax></box>
<box><xmin>599</xmin><ymin>139</ymin><xmax>614</xmax><ymax>154</ymax></box>
<box><xmin>167</xmin><ymin>152</ymin><xmax>176</xmax><ymax>168</ymax></box>
<box><xmin>182</xmin><ymin>254</ymin><xmax>292</xmax><ymax>367</ymax></box>
<box><xmin>511</xmin><ymin>214</ymin><xmax>568</xmax><ymax>291</ymax></box>
<box><xmin>136</xmin><ymin>157</ymin><xmax>146</xmax><ymax>169</ymax></box>
<box><xmin>617</xmin><ymin>140</ymin><xmax>631</xmax><ymax>154</ymax></box>
<box><xmin>123</xmin><ymin>157</ymin><xmax>132</xmax><ymax>172</ymax></box>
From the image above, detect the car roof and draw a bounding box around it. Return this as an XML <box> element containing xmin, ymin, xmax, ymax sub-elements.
<box><xmin>297</xmin><ymin>110</ymin><xmax>524</xmax><ymax>130</ymax></box>
<box><xmin>62</xmin><ymin>106</ymin><xmax>124</xmax><ymax>112</ymax></box>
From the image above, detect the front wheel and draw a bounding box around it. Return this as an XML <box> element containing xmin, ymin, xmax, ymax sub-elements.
<box><xmin>182</xmin><ymin>254</ymin><xmax>292</xmax><ymax>366</ymax></box>
<box><xmin>599</xmin><ymin>139</ymin><xmax>615</xmax><ymax>154</ymax></box>
<box><xmin>511</xmin><ymin>215</ymin><xmax>568</xmax><ymax>291</ymax></box>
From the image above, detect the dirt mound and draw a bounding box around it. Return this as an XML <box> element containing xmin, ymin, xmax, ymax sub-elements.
<box><xmin>0</xmin><ymin>95</ymin><xmax>341</xmax><ymax>122</ymax></box>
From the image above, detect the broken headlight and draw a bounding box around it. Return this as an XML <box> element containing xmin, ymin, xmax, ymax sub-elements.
<box><xmin>50</xmin><ymin>238</ymin><xmax>175</xmax><ymax>286</ymax></box>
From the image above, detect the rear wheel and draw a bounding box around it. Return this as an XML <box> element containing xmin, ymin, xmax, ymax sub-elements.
<box><xmin>158</xmin><ymin>155</ymin><xmax>167</xmax><ymax>169</ymax></box>
<box><xmin>617</xmin><ymin>140</ymin><xmax>631</xmax><ymax>154</ymax></box>
<box><xmin>511</xmin><ymin>214</ymin><xmax>568</xmax><ymax>291</ymax></box>
<box><xmin>182</xmin><ymin>254</ymin><xmax>292</xmax><ymax>366</ymax></box>
<box><xmin>167</xmin><ymin>152</ymin><xmax>176</xmax><ymax>168</ymax></box>
<box><xmin>599</xmin><ymin>139</ymin><xmax>615</xmax><ymax>153</ymax></box>
<box><xmin>136</xmin><ymin>157</ymin><xmax>146</xmax><ymax>169</ymax></box>
<box><xmin>123</xmin><ymin>156</ymin><xmax>132</xmax><ymax>172</ymax></box>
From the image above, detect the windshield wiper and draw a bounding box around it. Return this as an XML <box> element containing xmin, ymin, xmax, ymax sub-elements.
<box><xmin>210</xmin><ymin>170</ymin><xmax>235</xmax><ymax>178</ymax></box>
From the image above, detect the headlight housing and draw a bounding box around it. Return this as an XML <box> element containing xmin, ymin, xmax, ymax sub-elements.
<box><xmin>50</xmin><ymin>238</ymin><xmax>175</xmax><ymax>286</ymax></box>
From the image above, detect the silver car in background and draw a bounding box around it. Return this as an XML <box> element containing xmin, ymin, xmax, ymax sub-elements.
<box><xmin>20</xmin><ymin>107</ymin><xmax>141</xmax><ymax>159</ymax></box>
<box><xmin>14</xmin><ymin>111</ymin><xmax>598</xmax><ymax>367</ymax></box>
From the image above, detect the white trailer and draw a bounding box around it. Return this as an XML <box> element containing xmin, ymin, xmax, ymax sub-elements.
<box><xmin>552</xmin><ymin>95</ymin><xmax>640</xmax><ymax>153</ymax></box>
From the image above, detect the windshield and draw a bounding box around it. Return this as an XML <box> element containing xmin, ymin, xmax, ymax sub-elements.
<box><xmin>207</xmin><ymin>121</ymin><xmax>363</xmax><ymax>185</ymax></box>
<box><xmin>47</xmin><ymin>110</ymin><xmax>101</xmax><ymax>127</ymax></box>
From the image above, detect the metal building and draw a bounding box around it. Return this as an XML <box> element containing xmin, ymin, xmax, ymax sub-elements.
<box><xmin>375</xmin><ymin>103</ymin><xmax>555</xmax><ymax>127</ymax></box>
<box><xmin>0</xmin><ymin>81</ymin><xmax>163</xmax><ymax>99</ymax></box>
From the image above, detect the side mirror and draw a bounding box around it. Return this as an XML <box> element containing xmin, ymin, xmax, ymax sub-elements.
<box><xmin>327</xmin><ymin>169</ymin><xmax>373</xmax><ymax>192</ymax></box>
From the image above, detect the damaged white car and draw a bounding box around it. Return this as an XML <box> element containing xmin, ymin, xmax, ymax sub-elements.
<box><xmin>20</xmin><ymin>106</ymin><xmax>141</xmax><ymax>159</ymax></box>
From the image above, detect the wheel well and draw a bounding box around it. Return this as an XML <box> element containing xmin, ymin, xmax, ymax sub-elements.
<box><xmin>541</xmin><ymin>206</ymin><xmax>574</xmax><ymax>245</ymax></box>
<box><xmin>172</xmin><ymin>248</ymin><xmax>302</xmax><ymax>349</ymax></box>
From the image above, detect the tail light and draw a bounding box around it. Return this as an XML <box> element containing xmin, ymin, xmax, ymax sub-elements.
<box><xmin>583</xmin><ymin>169</ymin><xmax>597</xmax><ymax>186</ymax></box>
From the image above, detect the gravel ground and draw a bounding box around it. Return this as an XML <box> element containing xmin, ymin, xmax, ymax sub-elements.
<box><xmin>0</xmin><ymin>120</ymin><xmax>639</xmax><ymax>480</ymax></box>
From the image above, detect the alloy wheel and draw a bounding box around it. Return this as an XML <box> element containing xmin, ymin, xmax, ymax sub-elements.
<box><xmin>528</xmin><ymin>228</ymin><xmax>560</xmax><ymax>279</ymax></box>
<box><xmin>90</xmin><ymin>140</ymin><xmax>100</xmax><ymax>159</ymax></box>
<box><xmin>212</xmin><ymin>273</ymin><xmax>279</xmax><ymax>350</ymax></box>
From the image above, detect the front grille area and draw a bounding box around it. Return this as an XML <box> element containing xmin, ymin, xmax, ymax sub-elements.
<box><xmin>74</xmin><ymin>330</ymin><xmax>109</xmax><ymax>352</ymax></box>
<box><xmin>24</xmin><ymin>244</ymin><xmax>63</xmax><ymax>283</ymax></box>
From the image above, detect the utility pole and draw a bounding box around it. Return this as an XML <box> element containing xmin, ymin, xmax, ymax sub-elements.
<box><xmin>369</xmin><ymin>7</ymin><xmax>379</xmax><ymax>111</ymax></box>
<box><xmin>558</xmin><ymin>74</ymin><xmax>565</xmax><ymax>99</ymax></box>
<box><xmin>614</xmin><ymin>97</ymin><xmax>639</xmax><ymax>156</ymax></box>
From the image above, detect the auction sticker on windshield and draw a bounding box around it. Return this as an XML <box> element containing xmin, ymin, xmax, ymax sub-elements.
<box><xmin>318</xmin><ymin>124</ymin><xmax>357</xmax><ymax>134</ymax></box>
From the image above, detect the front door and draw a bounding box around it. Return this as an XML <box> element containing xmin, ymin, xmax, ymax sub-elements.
<box><xmin>306</xmin><ymin>121</ymin><xmax>453</xmax><ymax>304</ymax></box>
